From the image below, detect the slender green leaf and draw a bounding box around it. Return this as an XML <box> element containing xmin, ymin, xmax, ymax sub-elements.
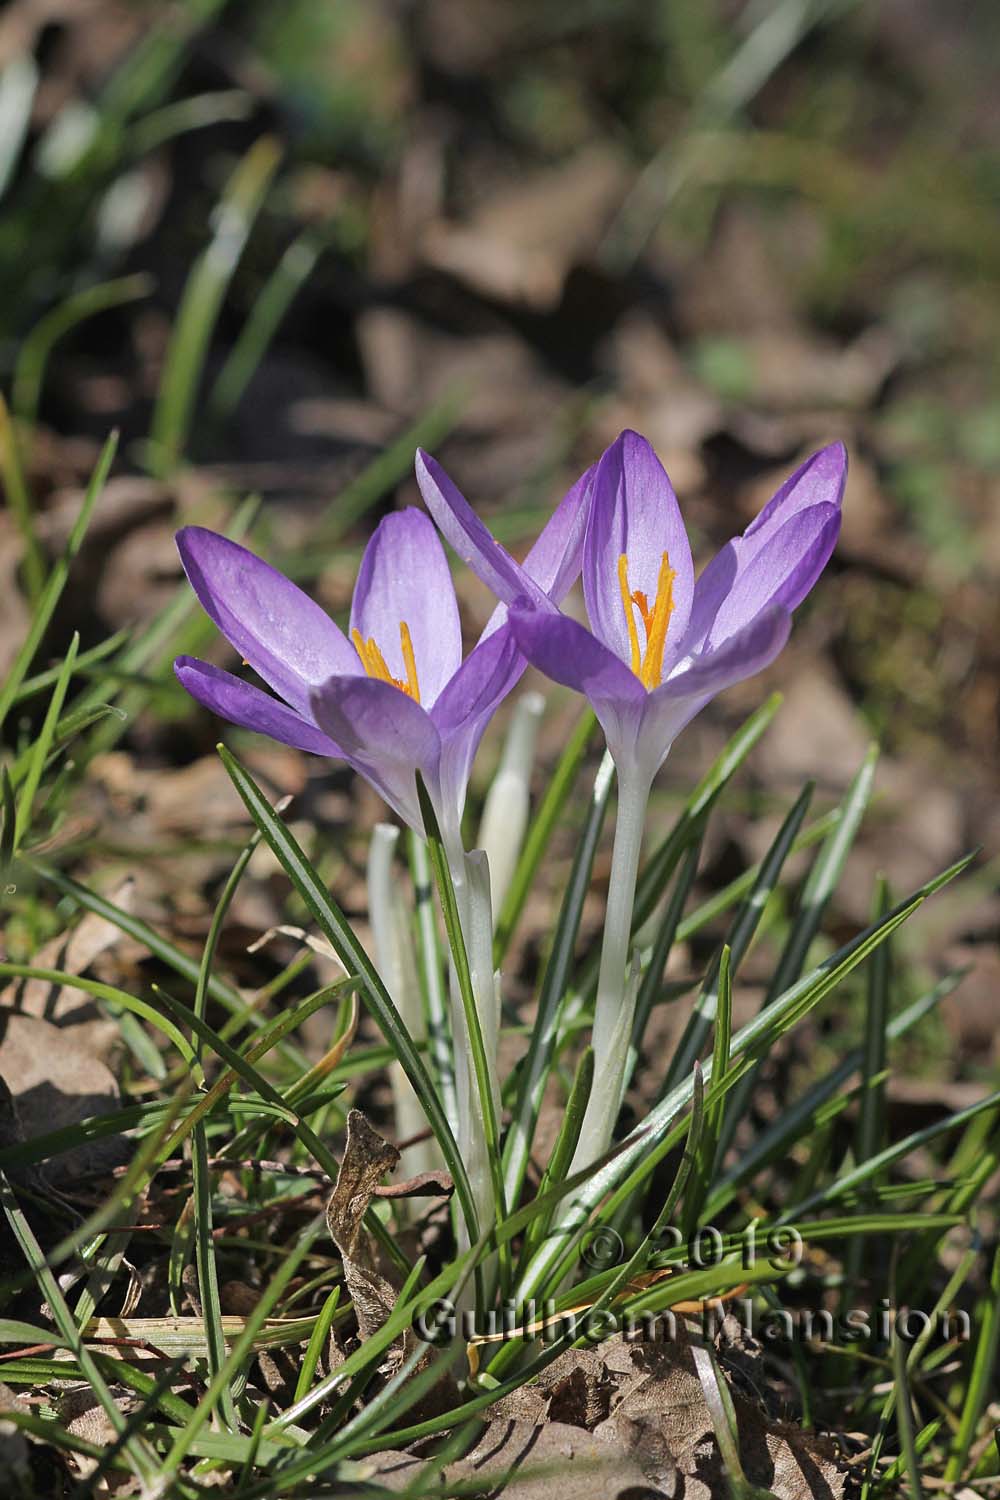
<box><xmin>13</xmin><ymin>274</ymin><xmax>153</xmax><ymax>430</ymax></box>
<box><xmin>13</xmin><ymin>632</ymin><xmax>78</xmax><ymax>849</ymax></box>
<box><xmin>217</xmin><ymin>744</ymin><xmax>479</xmax><ymax>1246</ymax></box>
<box><xmin>716</xmin><ymin>746</ymin><xmax>877</xmax><ymax>1150</ymax></box>
<box><xmin>663</xmin><ymin>782</ymin><xmax>813</xmax><ymax>1099</ymax></box>
<box><xmin>0</xmin><ymin>430</ymin><xmax>116</xmax><ymax>736</ymax></box>
<box><xmin>503</xmin><ymin>747</ymin><xmax>613</xmax><ymax>1208</ymax></box>
<box><xmin>0</xmin><ymin>391</ymin><xmax>44</xmax><ymax>600</ymax></box>
<box><xmin>944</xmin><ymin>1238</ymin><xmax>1000</xmax><ymax>1482</ymax></box>
<box><xmin>520</xmin><ymin>1047</ymin><xmax>594</xmax><ymax>1264</ymax></box>
<box><xmin>149</xmin><ymin>136</ymin><xmax>281</xmax><ymax>474</ymax></box>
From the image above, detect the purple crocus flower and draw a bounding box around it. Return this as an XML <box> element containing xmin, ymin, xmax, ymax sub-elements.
<box><xmin>419</xmin><ymin>429</ymin><xmax>846</xmax><ymax>1170</ymax></box>
<box><xmin>417</xmin><ymin>430</ymin><xmax>846</xmax><ymax>785</ymax></box>
<box><xmin>173</xmin><ymin>473</ymin><xmax>590</xmax><ymax>846</ymax></box>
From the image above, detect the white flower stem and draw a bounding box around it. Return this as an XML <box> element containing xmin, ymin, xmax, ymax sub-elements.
<box><xmin>443</xmin><ymin>826</ymin><xmax>502</xmax><ymax>1250</ymax></box>
<box><xmin>366</xmin><ymin>826</ymin><xmax>439</xmax><ymax>1189</ymax></box>
<box><xmin>478</xmin><ymin>691</ymin><xmax>545</xmax><ymax>923</ymax></box>
<box><xmin>569</xmin><ymin>760</ymin><xmax>653</xmax><ymax>1173</ymax></box>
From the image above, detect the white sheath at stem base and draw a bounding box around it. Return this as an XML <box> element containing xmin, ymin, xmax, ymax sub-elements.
<box><xmin>568</xmin><ymin>761</ymin><xmax>653</xmax><ymax>1174</ymax></box>
<box><xmin>443</xmin><ymin>827</ymin><xmax>502</xmax><ymax>1274</ymax></box>
<box><xmin>478</xmin><ymin>691</ymin><xmax>545</xmax><ymax>922</ymax></box>
<box><xmin>367</xmin><ymin>825</ymin><xmax>440</xmax><ymax>1186</ymax></box>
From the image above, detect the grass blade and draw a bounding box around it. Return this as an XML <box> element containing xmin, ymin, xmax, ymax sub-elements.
<box><xmin>0</xmin><ymin>391</ymin><xmax>45</xmax><ymax>601</ymax></box>
<box><xmin>662</xmin><ymin>782</ymin><xmax>813</xmax><ymax>1099</ymax></box>
<box><xmin>502</xmin><ymin>747</ymin><xmax>614</xmax><ymax>1207</ymax></box>
<box><xmin>217</xmin><ymin>744</ymin><xmax>479</xmax><ymax>1247</ymax></box>
<box><xmin>149</xmin><ymin>136</ymin><xmax>281</xmax><ymax>475</ymax></box>
<box><xmin>13</xmin><ymin>633</ymin><xmax>78</xmax><ymax>850</ymax></box>
<box><xmin>416</xmin><ymin>775</ymin><xmax>507</xmax><ymax>1262</ymax></box>
<box><xmin>0</xmin><ymin>430</ymin><xmax>116</xmax><ymax>736</ymax></box>
<box><xmin>943</xmin><ymin>1238</ymin><xmax>1000</xmax><ymax>1483</ymax></box>
<box><xmin>13</xmin><ymin>274</ymin><xmax>153</xmax><ymax>431</ymax></box>
<box><xmin>716</xmin><ymin>746</ymin><xmax>877</xmax><ymax>1151</ymax></box>
<box><xmin>519</xmin><ymin>1046</ymin><xmax>594</xmax><ymax>1265</ymax></box>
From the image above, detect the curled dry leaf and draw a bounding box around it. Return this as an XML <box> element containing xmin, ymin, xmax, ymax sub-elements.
<box><xmin>325</xmin><ymin>1109</ymin><xmax>402</xmax><ymax>1346</ymax></box>
<box><xmin>326</xmin><ymin>1110</ymin><xmax>457</xmax><ymax>1415</ymax></box>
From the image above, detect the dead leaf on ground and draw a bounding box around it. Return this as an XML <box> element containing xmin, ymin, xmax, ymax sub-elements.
<box><xmin>364</xmin><ymin>1332</ymin><xmax>845</xmax><ymax>1499</ymax></box>
<box><xmin>326</xmin><ymin>1110</ymin><xmax>457</xmax><ymax>1415</ymax></box>
<box><xmin>0</xmin><ymin>1012</ymin><xmax>123</xmax><ymax>1186</ymax></box>
<box><xmin>0</xmin><ymin>876</ymin><xmax>134</xmax><ymax>1062</ymax></box>
<box><xmin>421</xmin><ymin>147</ymin><xmax>628</xmax><ymax>310</ymax></box>
<box><xmin>325</xmin><ymin>1109</ymin><xmax>402</xmax><ymax>1346</ymax></box>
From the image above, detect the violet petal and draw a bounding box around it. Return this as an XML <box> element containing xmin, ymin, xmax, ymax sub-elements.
<box><xmin>350</xmin><ymin>508</ymin><xmax>462</xmax><ymax>708</ymax></box>
<box><xmin>583</xmin><ymin>431</ymin><xmax>694</xmax><ymax>676</ymax></box>
<box><xmin>176</xmin><ymin>527</ymin><xmax>359</xmax><ymax>718</ymax></box>
<box><xmin>175</xmin><ymin>656</ymin><xmax>341</xmax><ymax>756</ymax></box>
<box><xmin>310</xmin><ymin>674</ymin><xmax>441</xmax><ymax>831</ymax></box>
<box><xmin>415</xmin><ymin>449</ymin><xmax>550</xmax><ymax>610</ymax></box>
<box><xmin>508</xmin><ymin>602</ymin><xmax>646</xmax><ymax>764</ymax></box>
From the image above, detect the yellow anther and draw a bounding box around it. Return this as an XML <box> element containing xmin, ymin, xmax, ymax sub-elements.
<box><xmin>618</xmin><ymin>554</ymin><xmax>642</xmax><ymax>677</ymax></box>
<box><xmin>399</xmin><ymin>621</ymin><xmax>420</xmax><ymax>702</ymax></box>
<box><xmin>617</xmin><ymin>551</ymin><xmax>677</xmax><ymax>690</ymax></box>
<box><xmin>351</xmin><ymin>622</ymin><xmax>421</xmax><ymax>702</ymax></box>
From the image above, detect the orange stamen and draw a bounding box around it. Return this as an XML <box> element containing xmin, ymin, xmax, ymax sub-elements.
<box><xmin>351</xmin><ymin>622</ymin><xmax>421</xmax><ymax>702</ymax></box>
<box><xmin>617</xmin><ymin>554</ymin><xmax>642</xmax><ymax>677</ymax></box>
<box><xmin>399</xmin><ymin>621</ymin><xmax>420</xmax><ymax>702</ymax></box>
<box><xmin>617</xmin><ymin>551</ymin><xmax>677</xmax><ymax>690</ymax></box>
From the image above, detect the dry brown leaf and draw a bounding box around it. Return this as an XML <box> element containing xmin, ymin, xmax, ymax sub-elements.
<box><xmin>325</xmin><ymin>1109</ymin><xmax>401</xmax><ymax>1346</ymax></box>
<box><xmin>0</xmin><ymin>1012</ymin><xmax>122</xmax><ymax>1186</ymax></box>
<box><xmin>325</xmin><ymin>1111</ymin><xmax>458</xmax><ymax>1416</ymax></box>
<box><xmin>373</xmin><ymin>1333</ymin><xmax>845</xmax><ymax>1499</ymax></box>
<box><xmin>421</xmin><ymin>147</ymin><xmax>627</xmax><ymax>310</ymax></box>
<box><xmin>1</xmin><ymin>876</ymin><xmax>135</xmax><ymax>1062</ymax></box>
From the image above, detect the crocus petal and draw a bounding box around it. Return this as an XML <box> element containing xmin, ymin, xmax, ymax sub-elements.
<box><xmin>508</xmin><ymin>602</ymin><xmax>646</xmax><ymax>765</ymax></box>
<box><xmin>684</xmin><ymin>444</ymin><xmax>847</xmax><ymax>651</ymax></box>
<box><xmin>744</xmin><ymin>442</ymin><xmax>847</xmax><ymax>545</ymax></box>
<box><xmin>478</xmin><ymin>461</ymin><xmax>595</xmax><ymax>643</ymax></box>
<box><xmin>414</xmin><ymin>449</ymin><xmax>550</xmax><ymax>611</ymax></box>
<box><xmin>176</xmin><ymin>528</ymin><xmax>359</xmax><ymax>718</ymax></box>
<box><xmin>634</xmin><ymin>607</ymin><xmax>793</xmax><ymax>777</ymax></box>
<box><xmin>583</xmin><ymin>431</ymin><xmax>695</xmax><ymax>676</ymax></box>
<box><xmin>704</xmin><ymin>505</ymin><xmax>840</xmax><ymax>649</ymax></box>
<box><xmin>432</xmin><ymin>626</ymin><xmax>526</xmax><ymax>825</ymax></box>
<box><xmin>175</xmin><ymin>656</ymin><xmax>341</xmax><ymax>757</ymax></box>
<box><xmin>660</xmin><ymin>605</ymin><xmax>792</xmax><ymax>703</ymax></box>
<box><xmin>349</xmin><ymin>509</ymin><xmax>461</xmax><ymax>708</ymax></box>
<box><xmin>310</xmin><ymin>675</ymin><xmax>441</xmax><ymax>832</ymax></box>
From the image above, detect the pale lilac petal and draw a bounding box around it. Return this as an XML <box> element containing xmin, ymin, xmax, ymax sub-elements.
<box><xmin>633</xmin><ymin>607</ymin><xmax>792</xmax><ymax>776</ymax></box>
<box><xmin>414</xmin><ymin>450</ymin><xmax>549</xmax><ymax>610</ymax></box>
<box><xmin>175</xmin><ymin>656</ymin><xmax>341</xmax><ymax>757</ymax></box>
<box><xmin>433</xmin><ymin>627</ymin><xmax>526</xmax><ymax>822</ymax></box>
<box><xmin>522</xmin><ymin>461</ymin><xmax>596</xmax><ymax>602</ymax></box>
<box><xmin>660</xmin><ymin>606</ymin><xmax>792</xmax><ymax>703</ymax></box>
<box><xmin>310</xmin><ymin>675</ymin><xmax>440</xmax><ymax>832</ymax></box>
<box><xmin>583</xmin><ymin>431</ymin><xmax>694</xmax><ymax>676</ymax></box>
<box><xmin>509</xmin><ymin>603</ymin><xmax>646</xmax><ymax>765</ymax></box>
<box><xmin>350</xmin><ymin>509</ymin><xmax>461</xmax><ymax>709</ymax></box>
<box><xmin>176</xmin><ymin>528</ymin><xmax>359</xmax><ymax>717</ymax></box>
<box><xmin>479</xmin><ymin>461</ymin><xmax>596</xmax><ymax>642</ymax></box>
<box><xmin>684</xmin><ymin>444</ymin><xmax>847</xmax><ymax>651</ymax></box>
<box><xmin>704</xmin><ymin>506</ymin><xmax>840</xmax><ymax>649</ymax></box>
<box><xmin>745</xmin><ymin>442</ymin><xmax>847</xmax><ymax>544</ymax></box>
